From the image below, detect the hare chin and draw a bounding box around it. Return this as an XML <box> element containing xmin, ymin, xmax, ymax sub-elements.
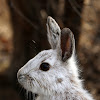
<box><xmin>17</xmin><ymin>74</ymin><xmax>49</xmax><ymax>95</ymax></box>
<box><xmin>20</xmin><ymin>79</ymin><xmax>41</xmax><ymax>94</ymax></box>
<box><xmin>19</xmin><ymin>80</ymin><xmax>32</xmax><ymax>91</ymax></box>
<box><xmin>23</xmin><ymin>80</ymin><xmax>54</xmax><ymax>96</ymax></box>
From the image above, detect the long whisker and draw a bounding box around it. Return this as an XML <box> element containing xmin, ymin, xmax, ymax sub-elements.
<box><xmin>34</xmin><ymin>77</ymin><xmax>42</xmax><ymax>88</ymax></box>
<box><xmin>32</xmin><ymin>93</ymin><xmax>36</xmax><ymax>100</ymax></box>
<box><xmin>25</xmin><ymin>90</ymin><xmax>29</xmax><ymax>100</ymax></box>
<box><xmin>17</xmin><ymin>82</ymin><xmax>24</xmax><ymax>96</ymax></box>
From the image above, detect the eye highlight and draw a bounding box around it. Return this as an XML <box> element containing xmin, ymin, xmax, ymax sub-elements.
<box><xmin>40</xmin><ymin>63</ymin><xmax>50</xmax><ymax>71</ymax></box>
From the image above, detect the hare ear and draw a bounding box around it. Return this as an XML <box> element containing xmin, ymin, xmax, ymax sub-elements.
<box><xmin>61</xmin><ymin>28</ymin><xmax>75</xmax><ymax>62</ymax></box>
<box><xmin>47</xmin><ymin>16</ymin><xmax>61</xmax><ymax>49</ymax></box>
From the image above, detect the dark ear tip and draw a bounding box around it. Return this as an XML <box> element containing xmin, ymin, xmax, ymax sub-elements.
<box><xmin>62</xmin><ymin>28</ymin><xmax>71</xmax><ymax>31</ymax></box>
<box><xmin>61</xmin><ymin>28</ymin><xmax>73</xmax><ymax>35</ymax></box>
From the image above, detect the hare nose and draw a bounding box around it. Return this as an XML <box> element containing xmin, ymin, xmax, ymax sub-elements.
<box><xmin>17</xmin><ymin>73</ymin><xmax>26</xmax><ymax>84</ymax></box>
<box><xmin>17</xmin><ymin>69</ymin><xmax>25</xmax><ymax>79</ymax></box>
<box><xmin>17</xmin><ymin>74</ymin><xmax>24</xmax><ymax>80</ymax></box>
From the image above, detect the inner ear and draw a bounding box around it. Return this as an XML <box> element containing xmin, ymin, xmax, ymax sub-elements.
<box><xmin>61</xmin><ymin>28</ymin><xmax>75</xmax><ymax>62</ymax></box>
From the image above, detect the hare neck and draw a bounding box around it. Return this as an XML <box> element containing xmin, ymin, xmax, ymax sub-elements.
<box><xmin>36</xmin><ymin>94</ymin><xmax>66</xmax><ymax>100</ymax></box>
<box><xmin>36</xmin><ymin>86</ymin><xmax>93</xmax><ymax>100</ymax></box>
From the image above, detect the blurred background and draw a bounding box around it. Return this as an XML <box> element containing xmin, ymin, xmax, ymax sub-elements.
<box><xmin>0</xmin><ymin>0</ymin><xmax>100</xmax><ymax>100</ymax></box>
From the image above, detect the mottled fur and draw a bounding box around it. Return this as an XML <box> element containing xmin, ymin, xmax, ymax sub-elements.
<box><xmin>17</xmin><ymin>16</ymin><xmax>94</xmax><ymax>100</ymax></box>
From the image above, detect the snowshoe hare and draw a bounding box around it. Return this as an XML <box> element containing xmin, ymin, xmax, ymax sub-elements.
<box><xmin>17</xmin><ymin>16</ymin><xmax>94</xmax><ymax>100</ymax></box>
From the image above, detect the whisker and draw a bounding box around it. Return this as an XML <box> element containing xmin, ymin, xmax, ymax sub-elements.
<box><xmin>18</xmin><ymin>86</ymin><xmax>24</xmax><ymax>96</ymax></box>
<box><xmin>30</xmin><ymin>82</ymin><xmax>36</xmax><ymax>100</ymax></box>
<box><xmin>32</xmin><ymin>93</ymin><xmax>36</xmax><ymax>100</ymax></box>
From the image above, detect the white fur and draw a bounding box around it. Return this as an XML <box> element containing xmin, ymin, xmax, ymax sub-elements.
<box><xmin>17</xmin><ymin>17</ymin><xmax>94</xmax><ymax>100</ymax></box>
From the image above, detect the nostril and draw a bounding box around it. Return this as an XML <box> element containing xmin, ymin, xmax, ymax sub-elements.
<box><xmin>17</xmin><ymin>74</ymin><xmax>25</xmax><ymax>80</ymax></box>
<box><xmin>18</xmin><ymin>74</ymin><xmax>21</xmax><ymax>79</ymax></box>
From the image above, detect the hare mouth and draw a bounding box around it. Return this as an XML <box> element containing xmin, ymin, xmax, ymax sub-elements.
<box><xmin>26</xmin><ymin>75</ymin><xmax>42</xmax><ymax>89</ymax></box>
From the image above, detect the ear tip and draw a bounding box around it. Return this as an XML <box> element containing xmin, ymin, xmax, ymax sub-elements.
<box><xmin>47</xmin><ymin>16</ymin><xmax>54</xmax><ymax>22</ymax></box>
<box><xmin>62</xmin><ymin>27</ymin><xmax>70</xmax><ymax>31</ymax></box>
<box><xmin>47</xmin><ymin>16</ymin><xmax>52</xmax><ymax>19</ymax></box>
<box><xmin>61</xmin><ymin>28</ymin><xmax>72</xmax><ymax>35</ymax></box>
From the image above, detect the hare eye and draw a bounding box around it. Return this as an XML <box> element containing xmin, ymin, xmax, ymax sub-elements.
<box><xmin>40</xmin><ymin>63</ymin><xmax>50</xmax><ymax>71</ymax></box>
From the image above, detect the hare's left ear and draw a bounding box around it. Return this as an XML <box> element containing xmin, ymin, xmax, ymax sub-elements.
<box><xmin>61</xmin><ymin>28</ymin><xmax>75</xmax><ymax>62</ymax></box>
<box><xmin>47</xmin><ymin>16</ymin><xmax>61</xmax><ymax>49</ymax></box>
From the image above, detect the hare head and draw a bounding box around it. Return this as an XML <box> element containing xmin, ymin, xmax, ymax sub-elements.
<box><xmin>17</xmin><ymin>16</ymin><xmax>78</xmax><ymax>96</ymax></box>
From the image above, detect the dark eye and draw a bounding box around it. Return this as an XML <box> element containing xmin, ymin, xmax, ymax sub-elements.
<box><xmin>40</xmin><ymin>63</ymin><xmax>50</xmax><ymax>71</ymax></box>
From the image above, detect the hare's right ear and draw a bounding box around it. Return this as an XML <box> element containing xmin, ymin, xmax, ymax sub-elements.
<box><xmin>47</xmin><ymin>16</ymin><xmax>61</xmax><ymax>49</ymax></box>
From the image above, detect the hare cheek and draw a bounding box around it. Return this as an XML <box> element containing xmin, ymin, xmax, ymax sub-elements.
<box><xmin>56</xmin><ymin>78</ymin><xmax>63</xmax><ymax>83</ymax></box>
